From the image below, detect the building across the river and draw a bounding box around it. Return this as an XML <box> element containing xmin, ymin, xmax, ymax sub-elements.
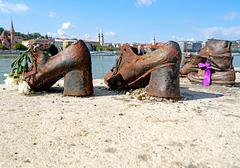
<box><xmin>177</xmin><ymin>41</ymin><xmax>203</xmax><ymax>53</ymax></box>
<box><xmin>0</xmin><ymin>19</ymin><xmax>19</xmax><ymax>49</ymax></box>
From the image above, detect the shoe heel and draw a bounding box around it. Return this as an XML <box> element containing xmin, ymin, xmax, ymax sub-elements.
<box><xmin>63</xmin><ymin>68</ymin><xmax>93</xmax><ymax>97</ymax></box>
<box><xmin>147</xmin><ymin>64</ymin><xmax>180</xmax><ymax>99</ymax></box>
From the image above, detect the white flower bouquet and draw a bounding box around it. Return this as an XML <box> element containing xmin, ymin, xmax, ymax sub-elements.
<box><xmin>4</xmin><ymin>48</ymin><xmax>33</xmax><ymax>95</ymax></box>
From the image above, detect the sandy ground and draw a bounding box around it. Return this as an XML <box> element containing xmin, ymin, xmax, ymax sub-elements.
<box><xmin>0</xmin><ymin>74</ymin><xmax>240</xmax><ymax>168</ymax></box>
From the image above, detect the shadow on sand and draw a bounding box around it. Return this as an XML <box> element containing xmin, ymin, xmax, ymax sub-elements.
<box><xmin>45</xmin><ymin>86</ymin><xmax>125</xmax><ymax>97</ymax></box>
<box><xmin>181</xmin><ymin>87</ymin><xmax>224</xmax><ymax>101</ymax></box>
<box><xmin>233</xmin><ymin>82</ymin><xmax>240</xmax><ymax>87</ymax></box>
<box><xmin>32</xmin><ymin>85</ymin><xmax>224</xmax><ymax>101</ymax></box>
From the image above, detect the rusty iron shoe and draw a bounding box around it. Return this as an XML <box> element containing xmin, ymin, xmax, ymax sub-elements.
<box><xmin>180</xmin><ymin>39</ymin><xmax>233</xmax><ymax>77</ymax></box>
<box><xmin>187</xmin><ymin>39</ymin><xmax>235</xmax><ymax>85</ymax></box>
<box><xmin>24</xmin><ymin>40</ymin><xmax>93</xmax><ymax>96</ymax></box>
<box><xmin>180</xmin><ymin>53</ymin><xmax>206</xmax><ymax>76</ymax></box>
<box><xmin>197</xmin><ymin>39</ymin><xmax>233</xmax><ymax>70</ymax></box>
<box><xmin>104</xmin><ymin>41</ymin><xmax>182</xmax><ymax>98</ymax></box>
<box><xmin>187</xmin><ymin>69</ymin><xmax>235</xmax><ymax>85</ymax></box>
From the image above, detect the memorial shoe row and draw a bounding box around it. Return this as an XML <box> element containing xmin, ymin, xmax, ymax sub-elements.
<box><xmin>8</xmin><ymin>39</ymin><xmax>236</xmax><ymax>98</ymax></box>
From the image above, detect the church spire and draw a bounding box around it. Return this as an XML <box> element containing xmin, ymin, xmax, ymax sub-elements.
<box><xmin>10</xmin><ymin>18</ymin><xmax>15</xmax><ymax>49</ymax></box>
<box><xmin>152</xmin><ymin>36</ymin><xmax>156</xmax><ymax>45</ymax></box>
<box><xmin>10</xmin><ymin>18</ymin><xmax>15</xmax><ymax>33</ymax></box>
<box><xmin>100</xmin><ymin>32</ymin><xmax>104</xmax><ymax>46</ymax></box>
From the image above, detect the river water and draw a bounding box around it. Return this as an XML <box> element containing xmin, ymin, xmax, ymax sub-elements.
<box><xmin>0</xmin><ymin>54</ymin><xmax>117</xmax><ymax>84</ymax></box>
<box><xmin>0</xmin><ymin>53</ymin><xmax>240</xmax><ymax>84</ymax></box>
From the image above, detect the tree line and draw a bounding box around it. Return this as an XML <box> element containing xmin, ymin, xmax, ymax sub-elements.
<box><xmin>0</xmin><ymin>27</ymin><xmax>47</xmax><ymax>50</ymax></box>
<box><xmin>0</xmin><ymin>27</ymin><xmax>45</xmax><ymax>40</ymax></box>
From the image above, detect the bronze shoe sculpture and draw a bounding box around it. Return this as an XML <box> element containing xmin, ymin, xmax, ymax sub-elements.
<box><xmin>24</xmin><ymin>40</ymin><xmax>93</xmax><ymax>96</ymax></box>
<box><xmin>187</xmin><ymin>39</ymin><xmax>236</xmax><ymax>85</ymax></box>
<box><xmin>187</xmin><ymin>39</ymin><xmax>235</xmax><ymax>85</ymax></box>
<box><xmin>180</xmin><ymin>39</ymin><xmax>234</xmax><ymax>77</ymax></box>
<box><xmin>180</xmin><ymin>53</ymin><xmax>206</xmax><ymax>76</ymax></box>
<box><xmin>188</xmin><ymin>68</ymin><xmax>235</xmax><ymax>85</ymax></box>
<box><xmin>104</xmin><ymin>41</ymin><xmax>182</xmax><ymax>98</ymax></box>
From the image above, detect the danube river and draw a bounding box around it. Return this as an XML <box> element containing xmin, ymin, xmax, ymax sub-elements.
<box><xmin>0</xmin><ymin>53</ymin><xmax>240</xmax><ymax>84</ymax></box>
<box><xmin>0</xmin><ymin>53</ymin><xmax>117</xmax><ymax>84</ymax></box>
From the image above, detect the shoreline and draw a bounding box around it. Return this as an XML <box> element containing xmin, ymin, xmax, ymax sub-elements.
<box><xmin>0</xmin><ymin>74</ymin><xmax>240</xmax><ymax>167</ymax></box>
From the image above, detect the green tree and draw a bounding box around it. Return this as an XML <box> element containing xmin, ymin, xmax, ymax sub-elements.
<box><xmin>0</xmin><ymin>27</ymin><xmax>4</xmax><ymax>35</ymax></box>
<box><xmin>94</xmin><ymin>44</ymin><xmax>104</xmax><ymax>51</ymax></box>
<box><xmin>13</xmin><ymin>43</ymin><xmax>28</xmax><ymax>50</ymax></box>
<box><xmin>92</xmin><ymin>43</ymin><xmax>118</xmax><ymax>51</ymax></box>
<box><xmin>72</xmin><ymin>38</ymin><xmax>79</xmax><ymax>41</ymax></box>
<box><xmin>32</xmin><ymin>33</ymin><xmax>42</xmax><ymax>39</ymax></box>
<box><xmin>0</xmin><ymin>43</ymin><xmax>4</xmax><ymax>49</ymax></box>
<box><xmin>45</xmin><ymin>34</ymin><xmax>49</xmax><ymax>39</ymax></box>
<box><xmin>15</xmin><ymin>32</ymin><xmax>22</xmax><ymax>36</ymax></box>
<box><xmin>105</xmin><ymin>46</ymin><xmax>114</xmax><ymax>51</ymax></box>
<box><xmin>0</xmin><ymin>42</ymin><xmax>8</xmax><ymax>50</ymax></box>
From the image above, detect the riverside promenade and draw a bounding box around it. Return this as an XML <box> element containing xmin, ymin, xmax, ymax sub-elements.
<box><xmin>0</xmin><ymin>50</ymin><xmax>21</xmax><ymax>56</ymax></box>
<box><xmin>0</xmin><ymin>74</ymin><xmax>240</xmax><ymax>167</ymax></box>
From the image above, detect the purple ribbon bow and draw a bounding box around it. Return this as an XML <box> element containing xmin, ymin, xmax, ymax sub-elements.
<box><xmin>198</xmin><ymin>62</ymin><xmax>212</xmax><ymax>86</ymax></box>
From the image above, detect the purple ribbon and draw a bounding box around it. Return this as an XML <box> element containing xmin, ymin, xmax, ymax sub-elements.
<box><xmin>198</xmin><ymin>62</ymin><xmax>212</xmax><ymax>86</ymax></box>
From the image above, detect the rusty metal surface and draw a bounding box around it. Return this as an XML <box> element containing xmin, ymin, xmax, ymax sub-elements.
<box><xmin>185</xmin><ymin>39</ymin><xmax>236</xmax><ymax>85</ymax></box>
<box><xmin>198</xmin><ymin>39</ymin><xmax>232</xmax><ymax>57</ymax></box>
<box><xmin>187</xmin><ymin>69</ymin><xmax>236</xmax><ymax>85</ymax></box>
<box><xmin>104</xmin><ymin>41</ymin><xmax>181</xmax><ymax>98</ymax></box>
<box><xmin>148</xmin><ymin>64</ymin><xmax>180</xmax><ymax>98</ymax></box>
<box><xmin>64</xmin><ymin>67</ymin><xmax>93</xmax><ymax>97</ymax></box>
<box><xmin>24</xmin><ymin>40</ymin><xmax>93</xmax><ymax>96</ymax></box>
<box><xmin>180</xmin><ymin>54</ymin><xmax>206</xmax><ymax>76</ymax></box>
<box><xmin>180</xmin><ymin>39</ymin><xmax>233</xmax><ymax>76</ymax></box>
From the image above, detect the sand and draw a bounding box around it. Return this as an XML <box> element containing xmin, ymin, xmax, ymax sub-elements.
<box><xmin>0</xmin><ymin>74</ymin><xmax>240</xmax><ymax>168</ymax></box>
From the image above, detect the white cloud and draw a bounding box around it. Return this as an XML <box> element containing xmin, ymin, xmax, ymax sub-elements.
<box><xmin>84</xmin><ymin>33</ymin><xmax>90</xmax><ymax>38</ymax></box>
<box><xmin>223</xmin><ymin>12</ymin><xmax>238</xmax><ymax>21</ymax></box>
<box><xmin>48</xmin><ymin>11</ymin><xmax>57</xmax><ymax>18</ymax></box>
<box><xmin>47</xmin><ymin>32</ymin><xmax>58</xmax><ymax>37</ymax></box>
<box><xmin>83</xmin><ymin>31</ymin><xmax>118</xmax><ymax>42</ymax></box>
<box><xmin>0</xmin><ymin>0</ymin><xmax>29</xmax><ymax>13</ymax></box>
<box><xmin>57</xmin><ymin>29</ymin><xmax>65</xmax><ymax>36</ymax></box>
<box><xmin>47</xmin><ymin>22</ymin><xmax>75</xmax><ymax>38</ymax></box>
<box><xmin>47</xmin><ymin>32</ymin><xmax>53</xmax><ymax>36</ymax></box>
<box><xmin>83</xmin><ymin>33</ymin><xmax>96</xmax><ymax>41</ymax></box>
<box><xmin>171</xmin><ymin>35</ymin><xmax>185</xmax><ymax>41</ymax></box>
<box><xmin>187</xmin><ymin>37</ymin><xmax>195</xmax><ymax>41</ymax></box>
<box><xmin>202</xmin><ymin>26</ymin><xmax>240</xmax><ymax>40</ymax></box>
<box><xmin>83</xmin><ymin>33</ymin><xmax>91</xmax><ymax>41</ymax></box>
<box><xmin>171</xmin><ymin>35</ymin><xmax>195</xmax><ymax>41</ymax></box>
<box><xmin>105</xmin><ymin>31</ymin><xmax>117</xmax><ymax>37</ymax></box>
<box><xmin>136</xmin><ymin>0</ymin><xmax>156</xmax><ymax>6</ymax></box>
<box><xmin>62</xmin><ymin>22</ymin><xmax>73</xmax><ymax>30</ymax></box>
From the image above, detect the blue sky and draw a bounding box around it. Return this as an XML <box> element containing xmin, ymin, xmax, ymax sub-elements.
<box><xmin>0</xmin><ymin>0</ymin><xmax>240</xmax><ymax>43</ymax></box>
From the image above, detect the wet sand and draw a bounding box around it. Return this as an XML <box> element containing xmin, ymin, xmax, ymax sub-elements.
<box><xmin>0</xmin><ymin>74</ymin><xmax>240</xmax><ymax>168</ymax></box>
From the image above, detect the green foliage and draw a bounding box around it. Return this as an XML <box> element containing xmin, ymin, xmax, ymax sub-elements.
<box><xmin>32</xmin><ymin>33</ymin><xmax>42</xmax><ymax>39</ymax></box>
<box><xmin>0</xmin><ymin>27</ymin><xmax>45</xmax><ymax>41</ymax></box>
<box><xmin>0</xmin><ymin>26</ymin><xmax>46</xmax><ymax>42</ymax></box>
<box><xmin>93</xmin><ymin>43</ymin><xmax>117</xmax><ymax>51</ymax></box>
<box><xmin>95</xmin><ymin>44</ymin><xmax>103</xmax><ymax>51</ymax></box>
<box><xmin>10</xmin><ymin>48</ymin><xmax>31</xmax><ymax>77</ymax></box>
<box><xmin>25</xmin><ymin>33</ymin><xmax>33</xmax><ymax>40</ymax></box>
<box><xmin>0</xmin><ymin>43</ymin><xmax>4</xmax><ymax>49</ymax></box>
<box><xmin>44</xmin><ymin>34</ymin><xmax>49</xmax><ymax>39</ymax></box>
<box><xmin>13</xmin><ymin>32</ymin><xmax>44</xmax><ymax>40</ymax></box>
<box><xmin>14</xmin><ymin>43</ymin><xmax>28</xmax><ymax>51</ymax></box>
<box><xmin>0</xmin><ymin>27</ymin><xmax>4</xmax><ymax>35</ymax></box>
<box><xmin>0</xmin><ymin>42</ymin><xmax>8</xmax><ymax>50</ymax></box>
<box><xmin>15</xmin><ymin>32</ymin><xmax>22</xmax><ymax>36</ymax></box>
<box><xmin>105</xmin><ymin>46</ymin><xmax>114</xmax><ymax>51</ymax></box>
